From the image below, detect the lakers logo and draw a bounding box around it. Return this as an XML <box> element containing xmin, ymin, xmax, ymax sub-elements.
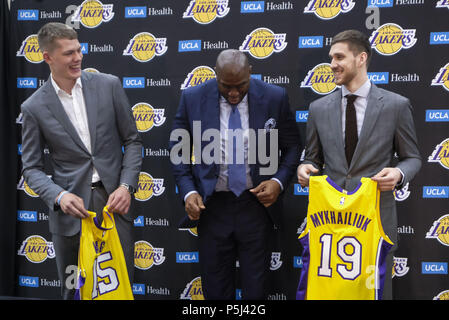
<box><xmin>134</xmin><ymin>172</ymin><xmax>165</xmax><ymax>201</ymax></box>
<box><xmin>301</xmin><ymin>63</ymin><xmax>338</xmax><ymax>95</ymax></box>
<box><xmin>18</xmin><ymin>235</ymin><xmax>55</xmax><ymax>263</ymax></box>
<box><xmin>239</xmin><ymin>27</ymin><xmax>287</xmax><ymax>59</ymax></box>
<box><xmin>369</xmin><ymin>23</ymin><xmax>417</xmax><ymax>56</ymax></box>
<box><xmin>17</xmin><ymin>176</ymin><xmax>39</xmax><ymax>198</ymax></box>
<box><xmin>16</xmin><ymin>35</ymin><xmax>43</xmax><ymax>63</ymax></box>
<box><xmin>180</xmin><ymin>277</ymin><xmax>204</xmax><ymax>300</ymax></box>
<box><xmin>436</xmin><ymin>0</ymin><xmax>449</xmax><ymax>9</ymax></box>
<box><xmin>431</xmin><ymin>62</ymin><xmax>449</xmax><ymax>92</ymax></box>
<box><xmin>123</xmin><ymin>32</ymin><xmax>167</xmax><ymax>63</ymax></box>
<box><xmin>134</xmin><ymin>241</ymin><xmax>165</xmax><ymax>270</ymax></box>
<box><xmin>183</xmin><ymin>0</ymin><xmax>230</xmax><ymax>25</ymax></box>
<box><xmin>392</xmin><ymin>257</ymin><xmax>409</xmax><ymax>278</ymax></box>
<box><xmin>304</xmin><ymin>0</ymin><xmax>355</xmax><ymax>20</ymax></box>
<box><xmin>428</xmin><ymin>138</ymin><xmax>449</xmax><ymax>170</ymax></box>
<box><xmin>179</xmin><ymin>226</ymin><xmax>198</xmax><ymax>237</ymax></box>
<box><xmin>434</xmin><ymin>290</ymin><xmax>449</xmax><ymax>300</ymax></box>
<box><xmin>181</xmin><ymin>66</ymin><xmax>216</xmax><ymax>90</ymax></box>
<box><xmin>83</xmin><ymin>67</ymin><xmax>99</xmax><ymax>73</ymax></box>
<box><xmin>426</xmin><ymin>214</ymin><xmax>449</xmax><ymax>246</ymax></box>
<box><xmin>394</xmin><ymin>182</ymin><xmax>410</xmax><ymax>201</ymax></box>
<box><xmin>132</xmin><ymin>103</ymin><xmax>166</xmax><ymax>132</ymax></box>
<box><xmin>72</xmin><ymin>0</ymin><xmax>114</xmax><ymax>28</ymax></box>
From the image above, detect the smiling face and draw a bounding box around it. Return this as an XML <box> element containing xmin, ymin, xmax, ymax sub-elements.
<box><xmin>43</xmin><ymin>38</ymin><xmax>83</xmax><ymax>89</ymax></box>
<box><xmin>329</xmin><ymin>41</ymin><xmax>368</xmax><ymax>90</ymax></box>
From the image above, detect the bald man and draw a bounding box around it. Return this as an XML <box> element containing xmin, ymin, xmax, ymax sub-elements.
<box><xmin>170</xmin><ymin>49</ymin><xmax>301</xmax><ymax>299</ymax></box>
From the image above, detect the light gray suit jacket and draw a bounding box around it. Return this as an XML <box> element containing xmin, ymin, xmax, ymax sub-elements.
<box><xmin>303</xmin><ymin>83</ymin><xmax>421</xmax><ymax>244</ymax></box>
<box><xmin>21</xmin><ymin>71</ymin><xmax>142</xmax><ymax>236</ymax></box>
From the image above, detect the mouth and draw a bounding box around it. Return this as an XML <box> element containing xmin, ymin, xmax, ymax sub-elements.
<box><xmin>70</xmin><ymin>65</ymin><xmax>82</xmax><ymax>72</ymax></box>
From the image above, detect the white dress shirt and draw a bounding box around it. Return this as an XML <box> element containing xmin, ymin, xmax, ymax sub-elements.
<box><xmin>51</xmin><ymin>75</ymin><xmax>100</xmax><ymax>183</ymax></box>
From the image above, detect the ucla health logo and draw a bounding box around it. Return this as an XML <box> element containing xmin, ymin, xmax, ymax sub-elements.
<box><xmin>181</xmin><ymin>66</ymin><xmax>216</xmax><ymax>90</ymax></box>
<box><xmin>134</xmin><ymin>241</ymin><xmax>165</xmax><ymax>270</ymax></box>
<box><xmin>369</xmin><ymin>23</ymin><xmax>417</xmax><ymax>56</ymax></box>
<box><xmin>301</xmin><ymin>63</ymin><xmax>338</xmax><ymax>95</ymax></box>
<box><xmin>393</xmin><ymin>257</ymin><xmax>410</xmax><ymax>278</ymax></box>
<box><xmin>132</xmin><ymin>103</ymin><xmax>166</xmax><ymax>133</ymax></box>
<box><xmin>134</xmin><ymin>172</ymin><xmax>165</xmax><ymax>201</ymax></box>
<box><xmin>431</xmin><ymin>62</ymin><xmax>449</xmax><ymax>92</ymax></box>
<box><xmin>426</xmin><ymin>214</ymin><xmax>449</xmax><ymax>247</ymax></box>
<box><xmin>180</xmin><ymin>277</ymin><xmax>204</xmax><ymax>300</ymax></box>
<box><xmin>18</xmin><ymin>235</ymin><xmax>55</xmax><ymax>263</ymax></box>
<box><xmin>240</xmin><ymin>27</ymin><xmax>287</xmax><ymax>59</ymax></box>
<box><xmin>304</xmin><ymin>0</ymin><xmax>355</xmax><ymax>20</ymax></box>
<box><xmin>71</xmin><ymin>0</ymin><xmax>114</xmax><ymax>28</ymax></box>
<box><xmin>183</xmin><ymin>0</ymin><xmax>230</xmax><ymax>24</ymax></box>
<box><xmin>123</xmin><ymin>32</ymin><xmax>167</xmax><ymax>63</ymax></box>
<box><xmin>428</xmin><ymin>138</ymin><xmax>449</xmax><ymax>169</ymax></box>
<box><xmin>17</xmin><ymin>35</ymin><xmax>43</xmax><ymax>63</ymax></box>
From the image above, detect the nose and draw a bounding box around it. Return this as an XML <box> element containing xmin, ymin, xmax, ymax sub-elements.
<box><xmin>228</xmin><ymin>87</ymin><xmax>239</xmax><ymax>97</ymax></box>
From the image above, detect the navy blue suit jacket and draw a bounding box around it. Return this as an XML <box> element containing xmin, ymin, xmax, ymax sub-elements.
<box><xmin>170</xmin><ymin>78</ymin><xmax>301</xmax><ymax>228</ymax></box>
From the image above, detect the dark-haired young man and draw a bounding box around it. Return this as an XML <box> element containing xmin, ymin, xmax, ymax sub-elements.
<box><xmin>297</xmin><ymin>30</ymin><xmax>421</xmax><ymax>299</ymax></box>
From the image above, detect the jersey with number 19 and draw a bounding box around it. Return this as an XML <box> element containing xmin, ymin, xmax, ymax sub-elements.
<box><xmin>296</xmin><ymin>176</ymin><xmax>393</xmax><ymax>300</ymax></box>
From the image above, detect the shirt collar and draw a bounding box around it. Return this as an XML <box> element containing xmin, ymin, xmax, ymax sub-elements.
<box><xmin>50</xmin><ymin>74</ymin><xmax>82</xmax><ymax>95</ymax></box>
<box><xmin>342</xmin><ymin>79</ymin><xmax>371</xmax><ymax>99</ymax></box>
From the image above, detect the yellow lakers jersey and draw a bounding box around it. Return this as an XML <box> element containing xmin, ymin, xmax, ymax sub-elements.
<box><xmin>297</xmin><ymin>176</ymin><xmax>393</xmax><ymax>300</ymax></box>
<box><xmin>75</xmin><ymin>206</ymin><xmax>134</xmax><ymax>300</ymax></box>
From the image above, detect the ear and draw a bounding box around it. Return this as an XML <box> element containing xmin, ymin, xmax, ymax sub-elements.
<box><xmin>42</xmin><ymin>50</ymin><xmax>52</xmax><ymax>65</ymax></box>
<box><xmin>358</xmin><ymin>52</ymin><xmax>368</xmax><ymax>68</ymax></box>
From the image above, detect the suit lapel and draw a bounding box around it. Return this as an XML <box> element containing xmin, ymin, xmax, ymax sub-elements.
<box><xmin>42</xmin><ymin>76</ymin><xmax>90</xmax><ymax>154</ymax></box>
<box><xmin>349</xmin><ymin>83</ymin><xmax>384</xmax><ymax>171</ymax></box>
<box><xmin>201</xmin><ymin>80</ymin><xmax>220</xmax><ymax>131</ymax></box>
<box><xmin>248</xmin><ymin>78</ymin><xmax>264</xmax><ymax>130</ymax></box>
<box><xmin>328</xmin><ymin>90</ymin><xmax>347</xmax><ymax>169</ymax></box>
<box><xmin>81</xmin><ymin>71</ymin><xmax>98</xmax><ymax>153</ymax></box>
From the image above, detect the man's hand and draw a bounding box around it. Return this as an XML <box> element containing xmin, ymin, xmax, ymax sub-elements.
<box><xmin>250</xmin><ymin>180</ymin><xmax>281</xmax><ymax>207</ymax></box>
<box><xmin>107</xmin><ymin>186</ymin><xmax>131</xmax><ymax>215</ymax></box>
<box><xmin>185</xmin><ymin>193</ymin><xmax>205</xmax><ymax>221</ymax></box>
<box><xmin>58</xmin><ymin>192</ymin><xmax>90</xmax><ymax>219</ymax></box>
<box><xmin>297</xmin><ymin>164</ymin><xmax>319</xmax><ymax>187</ymax></box>
<box><xmin>371</xmin><ymin>167</ymin><xmax>403</xmax><ymax>191</ymax></box>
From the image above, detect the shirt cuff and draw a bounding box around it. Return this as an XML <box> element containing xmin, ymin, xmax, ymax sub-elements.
<box><xmin>184</xmin><ymin>190</ymin><xmax>199</xmax><ymax>202</ymax></box>
<box><xmin>271</xmin><ymin>178</ymin><xmax>283</xmax><ymax>191</ymax></box>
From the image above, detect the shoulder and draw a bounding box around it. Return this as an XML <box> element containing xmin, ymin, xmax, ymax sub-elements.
<box><xmin>251</xmin><ymin>78</ymin><xmax>285</xmax><ymax>96</ymax></box>
<box><xmin>181</xmin><ymin>78</ymin><xmax>216</xmax><ymax>98</ymax></box>
<box><xmin>21</xmin><ymin>81</ymin><xmax>51</xmax><ymax>112</ymax></box>
<box><xmin>82</xmin><ymin>70</ymin><xmax>120</xmax><ymax>86</ymax></box>
<box><xmin>309</xmin><ymin>89</ymin><xmax>341</xmax><ymax>111</ymax></box>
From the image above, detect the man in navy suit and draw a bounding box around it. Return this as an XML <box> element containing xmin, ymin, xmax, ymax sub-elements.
<box><xmin>170</xmin><ymin>49</ymin><xmax>301</xmax><ymax>299</ymax></box>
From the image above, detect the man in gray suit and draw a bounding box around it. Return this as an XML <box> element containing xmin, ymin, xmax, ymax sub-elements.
<box><xmin>297</xmin><ymin>30</ymin><xmax>421</xmax><ymax>299</ymax></box>
<box><xmin>20</xmin><ymin>23</ymin><xmax>142</xmax><ymax>299</ymax></box>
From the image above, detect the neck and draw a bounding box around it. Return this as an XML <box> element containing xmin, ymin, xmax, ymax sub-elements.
<box><xmin>52</xmin><ymin>74</ymin><xmax>77</xmax><ymax>95</ymax></box>
<box><xmin>345</xmin><ymin>73</ymin><xmax>369</xmax><ymax>93</ymax></box>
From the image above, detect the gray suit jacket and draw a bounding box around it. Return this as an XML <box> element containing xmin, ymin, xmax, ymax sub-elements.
<box><xmin>303</xmin><ymin>83</ymin><xmax>421</xmax><ymax>244</ymax></box>
<box><xmin>21</xmin><ymin>71</ymin><xmax>142</xmax><ymax>236</ymax></box>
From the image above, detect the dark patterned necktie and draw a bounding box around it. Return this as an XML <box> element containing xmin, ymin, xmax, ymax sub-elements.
<box><xmin>345</xmin><ymin>94</ymin><xmax>358</xmax><ymax>166</ymax></box>
<box><xmin>227</xmin><ymin>105</ymin><xmax>246</xmax><ymax>196</ymax></box>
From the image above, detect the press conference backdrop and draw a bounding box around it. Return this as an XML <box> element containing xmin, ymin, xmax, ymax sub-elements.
<box><xmin>11</xmin><ymin>0</ymin><xmax>449</xmax><ymax>300</ymax></box>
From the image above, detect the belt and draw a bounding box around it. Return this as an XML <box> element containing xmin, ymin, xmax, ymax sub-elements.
<box><xmin>91</xmin><ymin>181</ymin><xmax>104</xmax><ymax>189</ymax></box>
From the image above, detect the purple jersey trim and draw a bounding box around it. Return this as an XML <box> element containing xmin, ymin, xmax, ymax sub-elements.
<box><xmin>376</xmin><ymin>238</ymin><xmax>393</xmax><ymax>300</ymax></box>
<box><xmin>296</xmin><ymin>233</ymin><xmax>310</xmax><ymax>300</ymax></box>
<box><xmin>325</xmin><ymin>176</ymin><xmax>363</xmax><ymax>195</ymax></box>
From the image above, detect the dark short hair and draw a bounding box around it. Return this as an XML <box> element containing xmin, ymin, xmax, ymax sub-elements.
<box><xmin>37</xmin><ymin>22</ymin><xmax>78</xmax><ymax>52</ymax></box>
<box><xmin>331</xmin><ymin>30</ymin><xmax>372</xmax><ymax>67</ymax></box>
